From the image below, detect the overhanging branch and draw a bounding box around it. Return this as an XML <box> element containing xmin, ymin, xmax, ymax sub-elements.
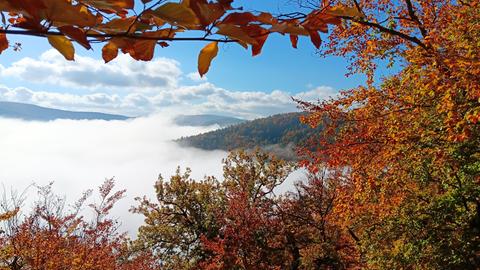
<box><xmin>0</xmin><ymin>29</ymin><xmax>238</xmax><ymax>43</ymax></box>
<box><xmin>339</xmin><ymin>16</ymin><xmax>429</xmax><ymax>51</ymax></box>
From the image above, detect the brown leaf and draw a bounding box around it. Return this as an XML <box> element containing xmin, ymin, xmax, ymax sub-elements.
<box><xmin>198</xmin><ymin>41</ymin><xmax>218</xmax><ymax>77</ymax></box>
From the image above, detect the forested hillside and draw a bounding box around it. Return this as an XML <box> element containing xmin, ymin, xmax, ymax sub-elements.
<box><xmin>177</xmin><ymin>112</ymin><xmax>321</xmax><ymax>157</ymax></box>
<box><xmin>173</xmin><ymin>114</ymin><xmax>244</xmax><ymax>127</ymax></box>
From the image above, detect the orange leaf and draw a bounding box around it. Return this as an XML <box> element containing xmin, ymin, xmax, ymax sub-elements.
<box><xmin>41</xmin><ymin>0</ymin><xmax>97</xmax><ymax>27</ymax></box>
<box><xmin>82</xmin><ymin>0</ymin><xmax>134</xmax><ymax>14</ymax></box>
<box><xmin>152</xmin><ymin>2</ymin><xmax>199</xmax><ymax>27</ymax></box>
<box><xmin>242</xmin><ymin>25</ymin><xmax>268</xmax><ymax>56</ymax></box>
<box><xmin>190</xmin><ymin>1</ymin><xmax>226</xmax><ymax>26</ymax></box>
<box><xmin>326</xmin><ymin>5</ymin><xmax>363</xmax><ymax>18</ymax></box>
<box><xmin>47</xmin><ymin>35</ymin><xmax>75</xmax><ymax>61</ymax></box>
<box><xmin>216</xmin><ymin>24</ymin><xmax>258</xmax><ymax>45</ymax></box>
<box><xmin>102</xmin><ymin>41</ymin><xmax>118</xmax><ymax>63</ymax></box>
<box><xmin>198</xmin><ymin>41</ymin><xmax>218</xmax><ymax>77</ymax></box>
<box><xmin>129</xmin><ymin>39</ymin><xmax>156</xmax><ymax>61</ymax></box>
<box><xmin>269</xmin><ymin>22</ymin><xmax>309</xmax><ymax>36</ymax></box>
<box><xmin>58</xmin><ymin>25</ymin><xmax>91</xmax><ymax>50</ymax></box>
<box><xmin>0</xmin><ymin>29</ymin><xmax>8</xmax><ymax>54</ymax></box>
<box><xmin>97</xmin><ymin>17</ymin><xmax>136</xmax><ymax>34</ymax></box>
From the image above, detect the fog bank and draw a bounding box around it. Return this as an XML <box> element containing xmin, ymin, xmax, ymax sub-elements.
<box><xmin>0</xmin><ymin>115</ymin><xmax>227</xmax><ymax>234</ymax></box>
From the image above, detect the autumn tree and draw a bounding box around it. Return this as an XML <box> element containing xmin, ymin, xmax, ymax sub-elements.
<box><xmin>200</xmin><ymin>150</ymin><xmax>294</xmax><ymax>270</ymax></box>
<box><xmin>131</xmin><ymin>168</ymin><xmax>225</xmax><ymax>269</ymax></box>
<box><xmin>0</xmin><ymin>179</ymin><xmax>158</xmax><ymax>270</ymax></box>
<box><xmin>297</xmin><ymin>0</ymin><xmax>480</xmax><ymax>268</ymax></box>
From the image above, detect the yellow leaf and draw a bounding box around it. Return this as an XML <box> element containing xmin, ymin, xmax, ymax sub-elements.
<box><xmin>48</xmin><ymin>35</ymin><xmax>75</xmax><ymax>61</ymax></box>
<box><xmin>153</xmin><ymin>3</ymin><xmax>199</xmax><ymax>27</ymax></box>
<box><xmin>269</xmin><ymin>23</ymin><xmax>309</xmax><ymax>36</ymax></box>
<box><xmin>198</xmin><ymin>41</ymin><xmax>218</xmax><ymax>77</ymax></box>
<box><xmin>326</xmin><ymin>5</ymin><xmax>363</xmax><ymax>18</ymax></box>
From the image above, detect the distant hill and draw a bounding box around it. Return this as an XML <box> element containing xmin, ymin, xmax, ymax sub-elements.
<box><xmin>0</xmin><ymin>101</ymin><xmax>129</xmax><ymax>121</ymax></box>
<box><xmin>174</xmin><ymin>114</ymin><xmax>245</xmax><ymax>127</ymax></box>
<box><xmin>176</xmin><ymin>112</ymin><xmax>322</xmax><ymax>160</ymax></box>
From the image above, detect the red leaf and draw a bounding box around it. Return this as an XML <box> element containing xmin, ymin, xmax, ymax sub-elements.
<box><xmin>290</xmin><ymin>34</ymin><xmax>298</xmax><ymax>49</ymax></box>
<box><xmin>308</xmin><ymin>29</ymin><xmax>321</xmax><ymax>49</ymax></box>
<box><xmin>0</xmin><ymin>29</ymin><xmax>8</xmax><ymax>54</ymax></box>
<box><xmin>222</xmin><ymin>12</ymin><xmax>257</xmax><ymax>25</ymax></box>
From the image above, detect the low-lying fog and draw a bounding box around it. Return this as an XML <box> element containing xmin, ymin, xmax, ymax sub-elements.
<box><xmin>0</xmin><ymin>115</ymin><xmax>228</xmax><ymax>233</ymax></box>
<box><xmin>0</xmin><ymin>115</ymin><xmax>305</xmax><ymax>235</ymax></box>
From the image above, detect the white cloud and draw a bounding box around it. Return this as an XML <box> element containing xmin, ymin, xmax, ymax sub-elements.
<box><xmin>2</xmin><ymin>50</ymin><xmax>181</xmax><ymax>92</ymax></box>
<box><xmin>186</xmin><ymin>72</ymin><xmax>207</xmax><ymax>82</ymax></box>
<box><xmin>0</xmin><ymin>50</ymin><xmax>337</xmax><ymax>118</ymax></box>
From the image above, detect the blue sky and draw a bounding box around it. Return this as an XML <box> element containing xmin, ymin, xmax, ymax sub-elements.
<box><xmin>0</xmin><ymin>0</ymin><xmax>384</xmax><ymax>119</ymax></box>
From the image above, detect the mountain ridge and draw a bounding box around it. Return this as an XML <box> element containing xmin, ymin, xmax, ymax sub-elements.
<box><xmin>0</xmin><ymin>101</ymin><xmax>130</xmax><ymax>121</ymax></box>
<box><xmin>173</xmin><ymin>114</ymin><xmax>245</xmax><ymax>127</ymax></box>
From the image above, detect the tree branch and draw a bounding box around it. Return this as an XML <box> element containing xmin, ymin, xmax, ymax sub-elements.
<box><xmin>339</xmin><ymin>16</ymin><xmax>429</xmax><ymax>51</ymax></box>
<box><xmin>404</xmin><ymin>0</ymin><xmax>428</xmax><ymax>38</ymax></box>
<box><xmin>0</xmin><ymin>29</ymin><xmax>238</xmax><ymax>43</ymax></box>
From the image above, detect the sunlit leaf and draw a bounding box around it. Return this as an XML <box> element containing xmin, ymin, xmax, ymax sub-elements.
<box><xmin>97</xmin><ymin>17</ymin><xmax>136</xmax><ymax>34</ymax></box>
<box><xmin>58</xmin><ymin>25</ymin><xmax>91</xmax><ymax>49</ymax></box>
<box><xmin>198</xmin><ymin>41</ymin><xmax>218</xmax><ymax>77</ymax></box>
<box><xmin>47</xmin><ymin>35</ymin><xmax>75</xmax><ymax>60</ymax></box>
<box><xmin>82</xmin><ymin>0</ymin><xmax>134</xmax><ymax>13</ymax></box>
<box><xmin>216</xmin><ymin>24</ymin><xmax>257</xmax><ymax>45</ymax></box>
<box><xmin>41</xmin><ymin>0</ymin><xmax>97</xmax><ymax>27</ymax></box>
<box><xmin>130</xmin><ymin>39</ymin><xmax>156</xmax><ymax>61</ymax></box>
<box><xmin>326</xmin><ymin>5</ymin><xmax>363</xmax><ymax>18</ymax></box>
<box><xmin>269</xmin><ymin>23</ymin><xmax>309</xmax><ymax>36</ymax></box>
<box><xmin>152</xmin><ymin>3</ymin><xmax>199</xmax><ymax>27</ymax></box>
<box><xmin>102</xmin><ymin>40</ymin><xmax>118</xmax><ymax>63</ymax></box>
